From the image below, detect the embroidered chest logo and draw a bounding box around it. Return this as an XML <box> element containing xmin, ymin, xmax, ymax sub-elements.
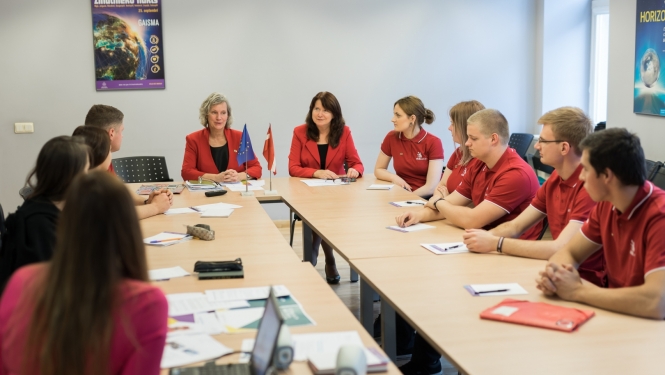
<box><xmin>630</xmin><ymin>240</ymin><xmax>636</xmax><ymax>257</ymax></box>
<box><xmin>460</xmin><ymin>167</ymin><xmax>467</xmax><ymax>177</ymax></box>
<box><xmin>415</xmin><ymin>151</ymin><xmax>427</xmax><ymax>161</ymax></box>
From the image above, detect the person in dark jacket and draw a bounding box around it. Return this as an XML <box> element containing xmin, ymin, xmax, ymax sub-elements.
<box><xmin>0</xmin><ymin>136</ymin><xmax>89</xmax><ymax>291</ymax></box>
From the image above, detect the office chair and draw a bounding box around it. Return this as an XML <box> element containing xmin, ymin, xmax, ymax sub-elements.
<box><xmin>508</xmin><ymin>133</ymin><xmax>534</xmax><ymax>161</ymax></box>
<box><xmin>594</xmin><ymin>121</ymin><xmax>606</xmax><ymax>132</ymax></box>
<box><xmin>646</xmin><ymin>160</ymin><xmax>661</xmax><ymax>181</ymax></box>
<box><xmin>649</xmin><ymin>162</ymin><xmax>665</xmax><ymax>190</ymax></box>
<box><xmin>18</xmin><ymin>186</ymin><xmax>33</xmax><ymax>200</ymax></box>
<box><xmin>111</xmin><ymin>156</ymin><xmax>173</xmax><ymax>183</ymax></box>
<box><xmin>531</xmin><ymin>150</ymin><xmax>554</xmax><ymax>185</ymax></box>
<box><xmin>537</xmin><ymin>217</ymin><xmax>549</xmax><ymax>241</ymax></box>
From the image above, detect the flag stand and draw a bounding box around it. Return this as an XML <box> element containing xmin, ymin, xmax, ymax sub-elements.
<box><xmin>264</xmin><ymin>172</ymin><xmax>278</xmax><ymax>196</ymax></box>
<box><xmin>241</xmin><ymin>161</ymin><xmax>255</xmax><ymax>196</ymax></box>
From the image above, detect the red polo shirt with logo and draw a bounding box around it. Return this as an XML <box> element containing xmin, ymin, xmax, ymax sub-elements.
<box><xmin>456</xmin><ymin>147</ymin><xmax>542</xmax><ymax>239</ymax></box>
<box><xmin>580</xmin><ymin>181</ymin><xmax>665</xmax><ymax>288</ymax></box>
<box><xmin>531</xmin><ymin>165</ymin><xmax>605</xmax><ymax>286</ymax></box>
<box><xmin>445</xmin><ymin>147</ymin><xmax>475</xmax><ymax>194</ymax></box>
<box><xmin>380</xmin><ymin>130</ymin><xmax>444</xmax><ymax>191</ymax></box>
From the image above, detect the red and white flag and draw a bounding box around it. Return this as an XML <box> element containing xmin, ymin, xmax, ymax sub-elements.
<box><xmin>263</xmin><ymin>124</ymin><xmax>276</xmax><ymax>175</ymax></box>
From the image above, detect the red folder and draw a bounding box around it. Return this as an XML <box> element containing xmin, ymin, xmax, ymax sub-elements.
<box><xmin>479</xmin><ymin>298</ymin><xmax>595</xmax><ymax>332</ymax></box>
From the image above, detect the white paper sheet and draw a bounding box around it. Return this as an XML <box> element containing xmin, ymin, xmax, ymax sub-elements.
<box><xmin>239</xmin><ymin>331</ymin><xmax>364</xmax><ymax>363</ymax></box>
<box><xmin>389</xmin><ymin>200</ymin><xmax>427</xmax><ymax>207</ymax></box>
<box><xmin>205</xmin><ymin>285</ymin><xmax>291</xmax><ymax>303</ymax></box>
<box><xmin>249</xmin><ymin>180</ymin><xmax>266</xmax><ymax>186</ymax></box>
<box><xmin>149</xmin><ymin>266</ymin><xmax>190</xmax><ymax>281</ymax></box>
<box><xmin>164</xmin><ymin>207</ymin><xmax>198</xmax><ymax>215</ymax></box>
<box><xmin>195</xmin><ymin>311</ymin><xmax>225</xmax><ymax>335</ymax></box>
<box><xmin>215</xmin><ymin>307</ymin><xmax>265</xmax><ymax>333</ymax></box>
<box><xmin>420</xmin><ymin>242</ymin><xmax>469</xmax><ymax>255</ymax></box>
<box><xmin>166</xmin><ymin>293</ymin><xmax>214</xmax><ymax>316</ymax></box>
<box><xmin>143</xmin><ymin>232</ymin><xmax>192</xmax><ymax>246</ymax></box>
<box><xmin>367</xmin><ymin>184</ymin><xmax>393</xmax><ymax>190</ymax></box>
<box><xmin>200</xmin><ymin>208</ymin><xmax>234</xmax><ymax>218</ymax></box>
<box><xmin>191</xmin><ymin>202</ymin><xmax>243</xmax><ymax>212</ymax></box>
<box><xmin>300</xmin><ymin>179</ymin><xmax>349</xmax><ymax>187</ymax></box>
<box><xmin>209</xmin><ymin>300</ymin><xmax>251</xmax><ymax>310</ymax></box>
<box><xmin>161</xmin><ymin>334</ymin><xmax>233</xmax><ymax>368</ymax></box>
<box><xmin>467</xmin><ymin>283</ymin><xmax>528</xmax><ymax>296</ymax></box>
<box><xmin>386</xmin><ymin>223</ymin><xmax>435</xmax><ymax>233</ymax></box>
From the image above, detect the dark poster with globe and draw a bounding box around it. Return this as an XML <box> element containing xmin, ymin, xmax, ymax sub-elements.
<box><xmin>635</xmin><ymin>0</ymin><xmax>665</xmax><ymax>115</ymax></box>
<box><xmin>91</xmin><ymin>0</ymin><xmax>165</xmax><ymax>90</ymax></box>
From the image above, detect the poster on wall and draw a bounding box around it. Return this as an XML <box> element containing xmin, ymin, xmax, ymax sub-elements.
<box><xmin>634</xmin><ymin>0</ymin><xmax>665</xmax><ymax>115</ymax></box>
<box><xmin>90</xmin><ymin>0</ymin><xmax>165</xmax><ymax>91</ymax></box>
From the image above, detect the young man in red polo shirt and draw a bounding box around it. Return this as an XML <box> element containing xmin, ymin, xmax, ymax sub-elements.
<box><xmin>462</xmin><ymin>107</ymin><xmax>605</xmax><ymax>286</ymax></box>
<box><xmin>397</xmin><ymin>109</ymin><xmax>541</xmax><ymax>375</ymax></box>
<box><xmin>538</xmin><ymin>128</ymin><xmax>665</xmax><ymax>319</ymax></box>
<box><xmin>396</xmin><ymin>108</ymin><xmax>542</xmax><ymax>239</ymax></box>
<box><xmin>84</xmin><ymin>104</ymin><xmax>172</xmax><ymax>219</ymax></box>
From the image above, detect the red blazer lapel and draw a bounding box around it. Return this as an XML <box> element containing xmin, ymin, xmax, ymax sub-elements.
<box><xmin>304</xmin><ymin>138</ymin><xmax>321</xmax><ymax>166</ymax></box>
<box><xmin>326</xmin><ymin>143</ymin><xmax>341</xmax><ymax>170</ymax></box>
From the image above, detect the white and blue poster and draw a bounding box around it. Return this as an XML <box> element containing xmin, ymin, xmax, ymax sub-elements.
<box><xmin>635</xmin><ymin>0</ymin><xmax>665</xmax><ymax>115</ymax></box>
<box><xmin>91</xmin><ymin>0</ymin><xmax>165</xmax><ymax>91</ymax></box>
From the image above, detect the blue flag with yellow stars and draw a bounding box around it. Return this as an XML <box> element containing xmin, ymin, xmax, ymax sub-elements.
<box><xmin>237</xmin><ymin>124</ymin><xmax>256</xmax><ymax>164</ymax></box>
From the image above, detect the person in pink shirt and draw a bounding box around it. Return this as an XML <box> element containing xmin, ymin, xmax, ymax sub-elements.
<box><xmin>0</xmin><ymin>171</ymin><xmax>168</xmax><ymax>375</ymax></box>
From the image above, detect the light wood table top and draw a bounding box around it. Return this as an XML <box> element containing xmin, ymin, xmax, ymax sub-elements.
<box><xmin>132</xmin><ymin>184</ymin><xmax>399</xmax><ymax>375</ymax></box>
<box><xmin>350</xmin><ymin>254</ymin><xmax>665</xmax><ymax>375</ymax></box>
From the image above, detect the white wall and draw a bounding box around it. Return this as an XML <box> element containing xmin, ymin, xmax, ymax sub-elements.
<box><xmin>0</xmin><ymin>0</ymin><xmax>539</xmax><ymax>216</ymax></box>
<box><xmin>607</xmin><ymin>0</ymin><xmax>665</xmax><ymax>161</ymax></box>
<box><xmin>539</xmin><ymin>0</ymin><xmax>592</xmax><ymax>116</ymax></box>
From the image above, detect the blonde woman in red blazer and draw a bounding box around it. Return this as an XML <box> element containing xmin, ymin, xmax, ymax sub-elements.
<box><xmin>288</xmin><ymin>92</ymin><xmax>364</xmax><ymax>284</ymax></box>
<box><xmin>181</xmin><ymin>93</ymin><xmax>262</xmax><ymax>182</ymax></box>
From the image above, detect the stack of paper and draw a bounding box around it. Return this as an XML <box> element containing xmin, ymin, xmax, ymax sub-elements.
<box><xmin>191</xmin><ymin>202</ymin><xmax>242</xmax><ymax>212</ymax></box>
<box><xmin>185</xmin><ymin>180</ymin><xmax>219</xmax><ymax>191</ymax></box>
<box><xmin>149</xmin><ymin>266</ymin><xmax>190</xmax><ymax>281</ymax></box>
<box><xmin>367</xmin><ymin>184</ymin><xmax>393</xmax><ymax>190</ymax></box>
<box><xmin>200</xmin><ymin>208</ymin><xmax>234</xmax><ymax>218</ymax></box>
<box><xmin>143</xmin><ymin>232</ymin><xmax>193</xmax><ymax>246</ymax></box>
<box><xmin>420</xmin><ymin>242</ymin><xmax>469</xmax><ymax>255</ymax></box>
<box><xmin>161</xmin><ymin>334</ymin><xmax>233</xmax><ymax>369</ymax></box>
<box><xmin>386</xmin><ymin>223</ymin><xmax>435</xmax><ymax>233</ymax></box>
<box><xmin>164</xmin><ymin>207</ymin><xmax>198</xmax><ymax>215</ymax></box>
<box><xmin>464</xmin><ymin>283</ymin><xmax>529</xmax><ymax>296</ymax></box>
<box><xmin>300</xmin><ymin>179</ymin><xmax>349</xmax><ymax>187</ymax></box>
<box><xmin>390</xmin><ymin>200</ymin><xmax>426</xmax><ymax>207</ymax></box>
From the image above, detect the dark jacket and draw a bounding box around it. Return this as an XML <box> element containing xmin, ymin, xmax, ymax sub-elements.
<box><xmin>0</xmin><ymin>196</ymin><xmax>59</xmax><ymax>292</ymax></box>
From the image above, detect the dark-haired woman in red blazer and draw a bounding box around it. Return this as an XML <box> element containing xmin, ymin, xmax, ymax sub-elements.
<box><xmin>181</xmin><ymin>92</ymin><xmax>262</xmax><ymax>182</ymax></box>
<box><xmin>288</xmin><ymin>91</ymin><xmax>364</xmax><ymax>284</ymax></box>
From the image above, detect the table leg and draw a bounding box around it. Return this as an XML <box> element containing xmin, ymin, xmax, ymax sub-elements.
<box><xmin>302</xmin><ymin>220</ymin><xmax>313</xmax><ymax>264</ymax></box>
<box><xmin>350</xmin><ymin>269</ymin><xmax>359</xmax><ymax>282</ymax></box>
<box><xmin>360</xmin><ymin>277</ymin><xmax>374</xmax><ymax>335</ymax></box>
<box><xmin>381</xmin><ymin>302</ymin><xmax>396</xmax><ymax>361</ymax></box>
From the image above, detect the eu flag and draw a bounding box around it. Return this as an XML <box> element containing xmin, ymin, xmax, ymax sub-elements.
<box><xmin>237</xmin><ymin>124</ymin><xmax>256</xmax><ymax>165</ymax></box>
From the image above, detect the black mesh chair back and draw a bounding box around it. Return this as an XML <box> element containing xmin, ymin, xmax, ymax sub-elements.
<box><xmin>646</xmin><ymin>160</ymin><xmax>661</xmax><ymax>181</ymax></box>
<box><xmin>508</xmin><ymin>133</ymin><xmax>534</xmax><ymax>161</ymax></box>
<box><xmin>594</xmin><ymin>121</ymin><xmax>606</xmax><ymax>132</ymax></box>
<box><xmin>111</xmin><ymin>156</ymin><xmax>173</xmax><ymax>183</ymax></box>
<box><xmin>650</xmin><ymin>163</ymin><xmax>665</xmax><ymax>190</ymax></box>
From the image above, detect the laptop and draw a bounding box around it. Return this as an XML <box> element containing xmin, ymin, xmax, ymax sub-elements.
<box><xmin>170</xmin><ymin>287</ymin><xmax>285</xmax><ymax>375</ymax></box>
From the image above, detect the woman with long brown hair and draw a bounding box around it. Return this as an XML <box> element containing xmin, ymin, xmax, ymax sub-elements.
<box><xmin>288</xmin><ymin>91</ymin><xmax>364</xmax><ymax>284</ymax></box>
<box><xmin>0</xmin><ymin>171</ymin><xmax>168</xmax><ymax>375</ymax></box>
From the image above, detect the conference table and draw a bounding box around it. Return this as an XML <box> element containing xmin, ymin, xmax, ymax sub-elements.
<box><xmin>142</xmin><ymin>175</ymin><xmax>665</xmax><ymax>375</ymax></box>
<box><xmin>136</xmin><ymin>183</ymin><xmax>400</xmax><ymax>375</ymax></box>
<box><xmin>256</xmin><ymin>176</ymin><xmax>665</xmax><ymax>375</ymax></box>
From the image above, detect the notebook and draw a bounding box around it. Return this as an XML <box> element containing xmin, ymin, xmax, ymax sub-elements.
<box><xmin>479</xmin><ymin>298</ymin><xmax>595</xmax><ymax>332</ymax></box>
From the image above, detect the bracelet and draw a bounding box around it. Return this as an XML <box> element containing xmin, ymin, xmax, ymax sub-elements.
<box><xmin>497</xmin><ymin>237</ymin><xmax>505</xmax><ymax>253</ymax></box>
<box><xmin>433</xmin><ymin>197</ymin><xmax>445</xmax><ymax>212</ymax></box>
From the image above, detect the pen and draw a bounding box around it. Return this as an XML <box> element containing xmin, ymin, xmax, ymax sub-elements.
<box><xmin>443</xmin><ymin>244</ymin><xmax>463</xmax><ymax>251</ymax></box>
<box><xmin>150</xmin><ymin>238</ymin><xmax>183</xmax><ymax>243</ymax></box>
<box><xmin>475</xmin><ymin>289</ymin><xmax>509</xmax><ymax>294</ymax></box>
<box><xmin>406</xmin><ymin>201</ymin><xmax>425</xmax><ymax>205</ymax></box>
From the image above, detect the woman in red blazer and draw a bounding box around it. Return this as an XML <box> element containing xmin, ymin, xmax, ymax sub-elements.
<box><xmin>181</xmin><ymin>92</ymin><xmax>262</xmax><ymax>182</ymax></box>
<box><xmin>288</xmin><ymin>91</ymin><xmax>364</xmax><ymax>284</ymax></box>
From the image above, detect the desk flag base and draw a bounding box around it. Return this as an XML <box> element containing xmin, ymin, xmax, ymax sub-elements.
<box><xmin>241</xmin><ymin>191</ymin><xmax>255</xmax><ymax>196</ymax></box>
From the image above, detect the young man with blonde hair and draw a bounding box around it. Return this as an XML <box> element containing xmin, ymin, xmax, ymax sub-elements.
<box><xmin>463</xmin><ymin>107</ymin><xmax>605</xmax><ymax>286</ymax></box>
<box><xmin>84</xmin><ymin>104</ymin><xmax>172</xmax><ymax>219</ymax></box>
<box><xmin>538</xmin><ymin>128</ymin><xmax>665</xmax><ymax>319</ymax></box>
<box><xmin>397</xmin><ymin>109</ymin><xmax>541</xmax><ymax>375</ymax></box>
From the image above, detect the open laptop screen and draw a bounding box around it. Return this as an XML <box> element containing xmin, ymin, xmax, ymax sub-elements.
<box><xmin>250</xmin><ymin>288</ymin><xmax>284</xmax><ymax>375</ymax></box>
